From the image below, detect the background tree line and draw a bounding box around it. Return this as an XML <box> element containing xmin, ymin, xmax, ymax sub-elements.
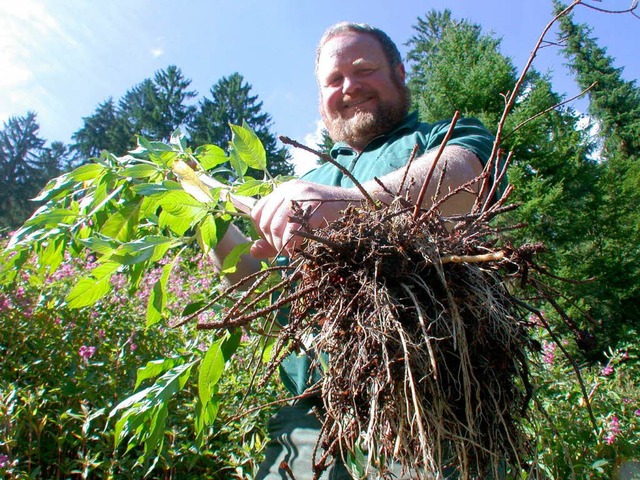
<box><xmin>1</xmin><ymin>3</ymin><xmax>638</xmax><ymax>353</ymax></box>
<box><xmin>0</xmin><ymin>69</ymin><xmax>292</xmax><ymax>230</ymax></box>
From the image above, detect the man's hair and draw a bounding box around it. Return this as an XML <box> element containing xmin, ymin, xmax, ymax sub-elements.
<box><xmin>315</xmin><ymin>22</ymin><xmax>403</xmax><ymax>72</ymax></box>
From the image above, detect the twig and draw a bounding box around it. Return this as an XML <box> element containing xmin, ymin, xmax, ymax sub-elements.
<box><xmin>502</xmin><ymin>81</ymin><xmax>598</xmax><ymax>141</ymax></box>
<box><xmin>279</xmin><ymin>135</ymin><xmax>377</xmax><ymax>207</ymax></box>
<box><xmin>412</xmin><ymin>111</ymin><xmax>461</xmax><ymax>220</ymax></box>
<box><xmin>440</xmin><ymin>251</ymin><xmax>505</xmax><ymax>265</ymax></box>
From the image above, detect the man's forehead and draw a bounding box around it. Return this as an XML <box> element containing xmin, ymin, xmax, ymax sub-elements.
<box><xmin>318</xmin><ymin>33</ymin><xmax>384</xmax><ymax>69</ymax></box>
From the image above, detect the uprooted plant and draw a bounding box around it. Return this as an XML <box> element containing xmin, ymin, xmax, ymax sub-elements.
<box><xmin>192</xmin><ymin>113</ymin><xmax>548</xmax><ymax>478</ymax></box>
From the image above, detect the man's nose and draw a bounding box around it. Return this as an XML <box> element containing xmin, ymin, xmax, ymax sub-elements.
<box><xmin>342</xmin><ymin>76</ymin><xmax>361</xmax><ymax>95</ymax></box>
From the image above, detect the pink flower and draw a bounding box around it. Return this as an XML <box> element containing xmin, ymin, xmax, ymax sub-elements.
<box><xmin>602</xmin><ymin>364</ymin><xmax>614</xmax><ymax>376</ymax></box>
<box><xmin>635</xmin><ymin>409</ymin><xmax>640</xmax><ymax>417</ymax></box>
<box><xmin>0</xmin><ymin>453</ymin><xmax>9</xmax><ymax>468</ymax></box>
<box><xmin>97</xmin><ymin>329</ymin><xmax>106</xmax><ymax>340</ymax></box>
<box><xmin>79</xmin><ymin>345</ymin><xmax>96</xmax><ymax>361</ymax></box>
<box><xmin>541</xmin><ymin>340</ymin><xmax>556</xmax><ymax>365</ymax></box>
<box><xmin>130</xmin><ymin>342</ymin><xmax>137</xmax><ymax>353</ymax></box>
<box><xmin>604</xmin><ymin>415</ymin><xmax>621</xmax><ymax>445</ymax></box>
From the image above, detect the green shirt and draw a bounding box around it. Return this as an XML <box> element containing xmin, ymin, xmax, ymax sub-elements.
<box><xmin>279</xmin><ymin>112</ymin><xmax>495</xmax><ymax>396</ymax></box>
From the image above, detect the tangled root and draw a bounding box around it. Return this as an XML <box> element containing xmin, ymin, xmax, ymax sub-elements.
<box><xmin>275</xmin><ymin>200</ymin><xmax>534</xmax><ymax>478</ymax></box>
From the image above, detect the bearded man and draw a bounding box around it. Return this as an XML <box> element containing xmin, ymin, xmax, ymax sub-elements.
<box><xmin>213</xmin><ymin>22</ymin><xmax>496</xmax><ymax>480</ymax></box>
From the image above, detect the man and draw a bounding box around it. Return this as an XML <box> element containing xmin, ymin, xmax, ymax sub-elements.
<box><xmin>214</xmin><ymin>22</ymin><xmax>495</xmax><ymax>480</ymax></box>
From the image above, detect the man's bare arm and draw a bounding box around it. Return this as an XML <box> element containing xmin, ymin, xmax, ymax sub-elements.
<box><xmin>249</xmin><ymin>145</ymin><xmax>484</xmax><ymax>258</ymax></box>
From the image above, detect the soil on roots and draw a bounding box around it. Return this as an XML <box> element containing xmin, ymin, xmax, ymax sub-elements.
<box><xmin>280</xmin><ymin>200</ymin><xmax>535</xmax><ymax>478</ymax></box>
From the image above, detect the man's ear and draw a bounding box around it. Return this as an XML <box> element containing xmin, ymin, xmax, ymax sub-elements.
<box><xmin>395</xmin><ymin>63</ymin><xmax>406</xmax><ymax>83</ymax></box>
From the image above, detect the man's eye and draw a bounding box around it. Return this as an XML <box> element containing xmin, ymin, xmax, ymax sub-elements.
<box><xmin>357</xmin><ymin>68</ymin><xmax>374</xmax><ymax>76</ymax></box>
<box><xmin>327</xmin><ymin>76</ymin><xmax>343</xmax><ymax>87</ymax></box>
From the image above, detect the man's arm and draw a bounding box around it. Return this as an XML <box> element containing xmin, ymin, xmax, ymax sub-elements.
<box><xmin>250</xmin><ymin>145</ymin><xmax>484</xmax><ymax>258</ymax></box>
<box><xmin>211</xmin><ymin>223</ymin><xmax>263</xmax><ymax>286</ymax></box>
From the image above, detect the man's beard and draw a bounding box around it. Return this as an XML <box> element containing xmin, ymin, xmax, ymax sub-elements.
<box><xmin>323</xmin><ymin>83</ymin><xmax>410</xmax><ymax>151</ymax></box>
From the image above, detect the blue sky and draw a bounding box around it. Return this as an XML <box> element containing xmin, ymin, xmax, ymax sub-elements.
<box><xmin>1</xmin><ymin>0</ymin><xmax>638</xmax><ymax>174</ymax></box>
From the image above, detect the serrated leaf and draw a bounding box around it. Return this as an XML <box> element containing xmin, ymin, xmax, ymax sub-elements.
<box><xmin>121</xmin><ymin>164</ymin><xmax>160</xmax><ymax>179</ymax></box>
<box><xmin>100</xmin><ymin>199</ymin><xmax>142</xmax><ymax>242</ymax></box>
<box><xmin>228</xmin><ymin>148</ymin><xmax>247</xmax><ymax>180</ymax></box>
<box><xmin>220</xmin><ymin>242</ymin><xmax>252</xmax><ymax>275</ymax></box>
<box><xmin>134</xmin><ymin>358</ymin><xmax>181</xmax><ymax>391</ymax></box>
<box><xmin>66</xmin><ymin>261</ymin><xmax>120</xmax><ymax>308</ymax></box>
<box><xmin>196</xmin><ymin>216</ymin><xmax>217</xmax><ymax>254</ymax></box>
<box><xmin>195</xmin><ymin>144</ymin><xmax>228</xmax><ymax>170</ymax></box>
<box><xmin>230</xmin><ymin>123</ymin><xmax>267</xmax><ymax>171</ymax></box>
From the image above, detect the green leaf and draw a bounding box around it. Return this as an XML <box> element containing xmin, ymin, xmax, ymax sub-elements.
<box><xmin>233</xmin><ymin>177</ymin><xmax>273</xmax><ymax>197</ymax></box>
<box><xmin>132</xmin><ymin>181</ymin><xmax>182</xmax><ymax>196</ymax></box>
<box><xmin>220</xmin><ymin>242</ymin><xmax>252</xmax><ymax>275</ymax></box>
<box><xmin>100</xmin><ymin>199</ymin><xmax>142</xmax><ymax>242</ymax></box>
<box><xmin>146</xmin><ymin>252</ymin><xmax>181</xmax><ymax>327</ymax></box>
<box><xmin>121</xmin><ymin>164</ymin><xmax>160</xmax><ymax>179</ymax></box>
<box><xmin>23</xmin><ymin>208</ymin><xmax>79</xmax><ymax>229</ymax></box>
<box><xmin>111</xmin><ymin>236</ymin><xmax>177</xmax><ymax>266</ymax></box>
<box><xmin>230</xmin><ymin>122</ymin><xmax>267</xmax><ymax>171</ymax></box>
<box><xmin>198</xmin><ymin>339</ymin><xmax>226</xmax><ymax>406</ymax></box>
<box><xmin>66</xmin><ymin>261</ymin><xmax>120</xmax><ymax>308</ymax></box>
<box><xmin>228</xmin><ymin>147</ymin><xmax>248</xmax><ymax>180</ymax></box>
<box><xmin>195</xmin><ymin>144</ymin><xmax>229</xmax><ymax>170</ymax></box>
<box><xmin>67</xmin><ymin>163</ymin><xmax>108</xmax><ymax>182</ymax></box>
<box><xmin>134</xmin><ymin>357</ymin><xmax>181</xmax><ymax>391</ymax></box>
<box><xmin>78</xmin><ymin>236</ymin><xmax>119</xmax><ymax>256</ymax></box>
<box><xmin>110</xmin><ymin>361</ymin><xmax>195</xmax><ymax>457</ymax></box>
<box><xmin>196</xmin><ymin>215</ymin><xmax>219</xmax><ymax>253</ymax></box>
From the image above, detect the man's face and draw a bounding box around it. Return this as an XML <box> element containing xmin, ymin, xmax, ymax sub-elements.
<box><xmin>316</xmin><ymin>31</ymin><xmax>409</xmax><ymax>151</ymax></box>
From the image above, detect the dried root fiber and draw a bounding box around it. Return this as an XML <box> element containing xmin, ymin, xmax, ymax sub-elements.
<box><xmin>279</xmin><ymin>199</ymin><xmax>534</xmax><ymax>479</ymax></box>
<box><xmin>197</xmin><ymin>195</ymin><xmax>539</xmax><ymax>479</ymax></box>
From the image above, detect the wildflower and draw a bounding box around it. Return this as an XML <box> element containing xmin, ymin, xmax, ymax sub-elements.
<box><xmin>601</xmin><ymin>364</ymin><xmax>614</xmax><ymax>376</ymax></box>
<box><xmin>604</xmin><ymin>415</ymin><xmax>621</xmax><ymax>445</ymax></box>
<box><xmin>97</xmin><ymin>329</ymin><xmax>106</xmax><ymax>340</ymax></box>
<box><xmin>130</xmin><ymin>342</ymin><xmax>137</xmax><ymax>353</ymax></box>
<box><xmin>541</xmin><ymin>340</ymin><xmax>556</xmax><ymax>365</ymax></box>
<box><xmin>0</xmin><ymin>453</ymin><xmax>9</xmax><ymax>468</ymax></box>
<box><xmin>635</xmin><ymin>409</ymin><xmax>640</xmax><ymax>417</ymax></box>
<box><xmin>79</xmin><ymin>345</ymin><xmax>96</xmax><ymax>362</ymax></box>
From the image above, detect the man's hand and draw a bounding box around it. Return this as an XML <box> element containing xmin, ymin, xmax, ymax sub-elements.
<box><xmin>249</xmin><ymin>180</ymin><xmax>358</xmax><ymax>258</ymax></box>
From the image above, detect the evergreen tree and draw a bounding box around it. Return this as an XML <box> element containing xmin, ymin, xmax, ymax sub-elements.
<box><xmin>72</xmin><ymin>66</ymin><xmax>197</xmax><ymax>160</ymax></box>
<box><xmin>315</xmin><ymin>128</ymin><xmax>334</xmax><ymax>164</ymax></box>
<box><xmin>71</xmin><ymin>98</ymin><xmax>132</xmax><ymax>159</ymax></box>
<box><xmin>556</xmin><ymin>3</ymin><xmax>640</xmax><ymax>344</ymax></box>
<box><xmin>0</xmin><ymin>113</ymin><xmax>68</xmax><ymax>229</ymax></box>
<box><xmin>189</xmin><ymin>72</ymin><xmax>293</xmax><ymax>178</ymax></box>
<box><xmin>120</xmin><ymin>65</ymin><xmax>197</xmax><ymax>142</ymax></box>
<box><xmin>406</xmin><ymin>9</ymin><xmax>516</xmax><ymax>128</ymax></box>
<box><xmin>406</xmin><ymin>10</ymin><xmax>607</xmax><ymax>353</ymax></box>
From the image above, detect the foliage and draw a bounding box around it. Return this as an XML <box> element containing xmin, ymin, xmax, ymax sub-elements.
<box><xmin>0</xmin><ymin>124</ymin><xmax>286</xmax><ymax>476</ymax></box>
<box><xmin>0</xmin><ymin>245</ymin><xmax>281</xmax><ymax>478</ymax></box>
<box><xmin>189</xmin><ymin>72</ymin><xmax>293</xmax><ymax>178</ymax></box>
<box><xmin>527</xmin><ymin>324</ymin><xmax>640</xmax><ymax>479</ymax></box>
<box><xmin>555</xmin><ymin>3</ymin><xmax>640</xmax><ymax>347</ymax></box>
<box><xmin>406</xmin><ymin>9</ymin><xmax>516</xmax><ymax>128</ymax></box>
<box><xmin>0</xmin><ymin>113</ymin><xmax>71</xmax><ymax>230</ymax></box>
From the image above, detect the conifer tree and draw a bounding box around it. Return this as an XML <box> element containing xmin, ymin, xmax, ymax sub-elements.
<box><xmin>556</xmin><ymin>3</ymin><xmax>640</xmax><ymax>343</ymax></box>
<box><xmin>189</xmin><ymin>72</ymin><xmax>292</xmax><ymax>178</ymax></box>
